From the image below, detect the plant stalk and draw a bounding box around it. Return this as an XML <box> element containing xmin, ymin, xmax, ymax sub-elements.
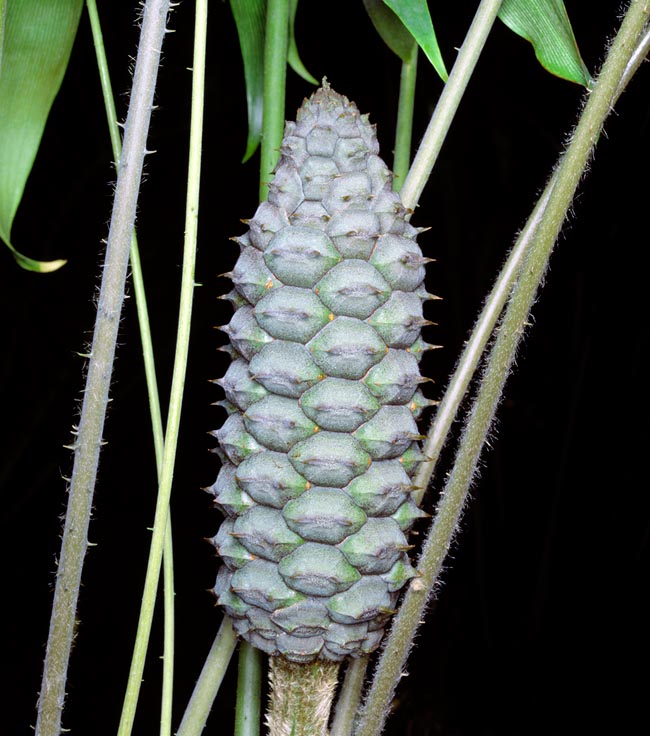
<box><xmin>176</xmin><ymin>618</ymin><xmax>239</xmax><ymax>736</ymax></box>
<box><xmin>86</xmin><ymin>5</ymin><xmax>175</xmax><ymax>732</ymax></box>
<box><xmin>330</xmin><ymin>657</ymin><xmax>368</xmax><ymax>736</ymax></box>
<box><xmin>266</xmin><ymin>659</ymin><xmax>340</xmax><ymax>736</ymax></box>
<box><xmin>259</xmin><ymin>0</ymin><xmax>289</xmax><ymax>200</ymax></box>
<box><xmin>392</xmin><ymin>46</ymin><xmax>417</xmax><ymax>190</ymax></box>
<box><xmin>235</xmin><ymin>641</ymin><xmax>263</xmax><ymax>736</ymax></box>
<box><xmin>34</xmin><ymin>3</ymin><xmax>171</xmax><ymax>735</ymax></box>
<box><xmin>116</xmin><ymin>0</ymin><xmax>207</xmax><ymax>733</ymax></box>
<box><xmin>400</xmin><ymin>0</ymin><xmax>503</xmax><ymax>211</ymax></box>
<box><xmin>355</xmin><ymin>4</ymin><xmax>650</xmax><ymax>735</ymax></box>
<box><xmin>87</xmin><ymin>2</ymin><xmax>175</xmax><ymax>733</ymax></box>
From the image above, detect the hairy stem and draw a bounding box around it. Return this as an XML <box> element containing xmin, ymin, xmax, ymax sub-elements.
<box><xmin>266</xmin><ymin>659</ymin><xmax>340</xmax><ymax>736</ymax></box>
<box><xmin>35</xmin><ymin>3</ymin><xmax>171</xmax><ymax>735</ymax></box>
<box><xmin>86</xmin><ymin>4</ymin><xmax>175</xmax><ymax>732</ymax></box>
<box><xmin>356</xmin><ymin>3</ymin><xmax>650</xmax><ymax>735</ymax></box>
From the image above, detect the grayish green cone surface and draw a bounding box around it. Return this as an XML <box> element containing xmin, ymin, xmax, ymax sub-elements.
<box><xmin>209</xmin><ymin>83</ymin><xmax>435</xmax><ymax>663</ymax></box>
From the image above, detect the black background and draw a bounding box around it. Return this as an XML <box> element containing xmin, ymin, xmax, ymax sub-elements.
<box><xmin>2</xmin><ymin>2</ymin><xmax>649</xmax><ymax>734</ymax></box>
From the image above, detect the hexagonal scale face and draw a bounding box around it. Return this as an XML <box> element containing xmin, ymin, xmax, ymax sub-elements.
<box><xmin>363</xmin><ymin>349</ymin><xmax>421</xmax><ymax>405</ymax></box>
<box><xmin>326</xmin><ymin>210</ymin><xmax>380</xmax><ymax>259</ymax></box>
<box><xmin>300</xmin><ymin>378</ymin><xmax>380</xmax><ymax>432</ymax></box>
<box><xmin>235</xmin><ymin>451</ymin><xmax>309</xmax><ymax>508</ymax></box>
<box><xmin>244</xmin><ymin>395</ymin><xmax>317</xmax><ymax>452</ymax></box>
<box><xmin>307</xmin><ymin>317</ymin><xmax>386</xmax><ymax>380</ymax></box>
<box><xmin>300</xmin><ymin>156</ymin><xmax>340</xmax><ymax>201</ymax></box>
<box><xmin>278</xmin><ymin>542</ymin><xmax>361</xmax><ymax>596</ymax></box>
<box><xmin>231</xmin><ymin>559</ymin><xmax>306</xmax><ymax>613</ymax></box>
<box><xmin>370</xmin><ymin>233</ymin><xmax>426</xmax><ymax>291</ymax></box>
<box><xmin>283</xmin><ymin>487</ymin><xmax>367</xmax><ymax>544</ymax></box>
<box><xmin>289</xmin><ymin>431</ymin><xmax>371</xmax><ymax>487</ymax></box>
<box><xmin>231</xmin><ymin>246</ymin><xmax>278</xmax><ymax>304</ymax></box>
<box><xmin>249</xmin><ymin>341</ymin><xmax>324</xmax><ymax>398</ymax></box>
<box><xmin>315</xmin><ymin>260</ymin><xmax>391</xmax><ymax>319</ymax></box>
<box><xmin>353</xmin><ymin>405</ymin><xmax>420</xmax><ymax>460</ymax></box>
<box><xmin>233</xmin><ymin>506</ymin><xmax>304</xmax><ymax>562</ymax></box>
<box><xmin>255</xmin><ymin>286</ymin><xmax>332</xmax><ymax>343</ymax></box>
<box><xmin>344</xmin><ymin>459</ymin><xmax>412</xmax><ymax>516</ymax></box>
<box><xmin>367</xmin><ymin>292</ymin><xmax>424</xmax><ymax>349</ymax></box>
<box><xmin>338</xmin><ymin>517</ymin><xmax>408</xmax><ymax>574</ymax></box>
<box><xmin>264</xmin><ymin>227</ymin><xmax>340</xmax><ymax>288</ymax></box>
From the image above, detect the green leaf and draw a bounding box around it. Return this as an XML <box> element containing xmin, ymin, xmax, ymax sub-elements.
<box><xmin>231</xmin><ymin>0</ymin><xmax>316</xmax><ymax>162</ymax></box>
<box><xmin>230</xmin><ymin>0</ymin><xmax>266</xmax><ymax>163</ymax></box>
<box><xmin>362</xmin><ymin>0</ymin><xmax>417</xmax><ymax>65</ymax></box>
<box><xmin>0</xmin><ymin>0</ymin><xmax>83</xmax><ymax>272</ymax></box>
<box><xmin>498</xmin><ymin>0</ymin><xmax>592</xmax><ymax>87</ymax></box>
<box><xmin>0</xmin><ymin>0</ymin><xmax>7</xmax><ymax>74</ymax></box>
<box><xmin>381</xmin><ymin>0</ymin><xmax>448</xmax><ymax>82</ymax></box>
<box><xmin>288</xmin><ymin>0</ymin><xmax>317</xmax><ymax>85</ymax></box>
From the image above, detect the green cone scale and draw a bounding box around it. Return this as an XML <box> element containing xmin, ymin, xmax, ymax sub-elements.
<box><xmin>209</xmin><ymin>83</ymin><xmax>435</xmax><ymax>663</ymax></box>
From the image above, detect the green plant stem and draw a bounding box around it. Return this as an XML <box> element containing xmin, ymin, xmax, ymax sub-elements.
<box><xmin>34</xmin><ymin>3</ymin><xmax>171</xmax><ymax>735</ymax></box>
<box><xmin>259</xmin><ymin>0</ymin><xmax>289</xmax><ymax>201</ymax></box>
<box><xmin>86</xmin><ymin>5</ymin><xmax>174</xmax><ymax>732</ymax></box>
<box><xmin>176</xmin><ymin>619</ymin><xmax>239</xmax><ymax>736</ymax></box>
<box><xmin>392</xmin><ymin>46</ymin><xmax>417</xmax><ymax>191</ymax></box>
<box><xmin>235</xmin><ymin>641</ymin><xmax>263</xmax><ymax>736</ymax></box>
<box><xmin>355</xmin><ymin>5</ymin><xmax>650</xmax><ymax>735</ymax></box>
<box><xmin>330</xmin><ymin>657</ymin><xmax>368</xmax><ymax>736</ymax></box>
<box><xmin>160</xmin><ymin>523</ymin><xmax>175</xmax><ymax>736</ymax></box>
<box><xmin>116</xmin><ymin>1</ymin><xmax>207</xmax><ymax>733</ymax></box>
<box><xmin>400</xmin><ymin>0</ymin><xmax>503</xmax><ymax>211</ymax></box>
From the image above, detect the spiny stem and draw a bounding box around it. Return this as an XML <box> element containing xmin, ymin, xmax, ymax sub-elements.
<box><xmin>86</xmin><ymin>3</ymin><xmax>174</xmax><ymax>732</ymax></box>
<box><xmin>266</xmin><ymin>659</ymin><xmax>340</xmax><ymax>736</ymax></box>
<box><xmin>34</xmin><ymin>2</ymin><xmax>171</xmax><ymax>735</ymax></box>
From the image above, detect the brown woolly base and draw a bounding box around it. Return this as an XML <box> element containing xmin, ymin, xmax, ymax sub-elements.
<box><xmin>266</xmin><ymin>657</ymin><xmax>341</xmax><ymax>736</ymax></box>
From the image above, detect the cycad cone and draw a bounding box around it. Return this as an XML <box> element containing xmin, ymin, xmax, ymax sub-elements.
<box><xmin>210</xmin><ymin>83</ymin><xmax>435</xmax><ymax>664</ymax></box>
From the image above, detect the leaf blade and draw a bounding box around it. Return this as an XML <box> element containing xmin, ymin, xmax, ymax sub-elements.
<box><xmin>381</xmin><ymin>0</ymin><xmax>448</xmax><ymax>82</ymax></box>
<box><xmin>288</xmin><ymin>0</ymin><xmax>317</xmax><ymax>85</ymax></box>
<box><xmin>362</xmin><ymin>0</ymin><xmax>417</xmax><ymax>64</ymax></box>
<box><xmin>498</xmin><ymin>0</ymin><xmax>592</xmax><ymax>86</ymax></box>
<box><xmin>230</xmin><ymin>0</ymin><xmax>266</xmax><ymax>163</ymax></box>
<box><xmin>0</xmin><ymin>0</ymin><xmax>83</xmax><ymax>270</ymax></box>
